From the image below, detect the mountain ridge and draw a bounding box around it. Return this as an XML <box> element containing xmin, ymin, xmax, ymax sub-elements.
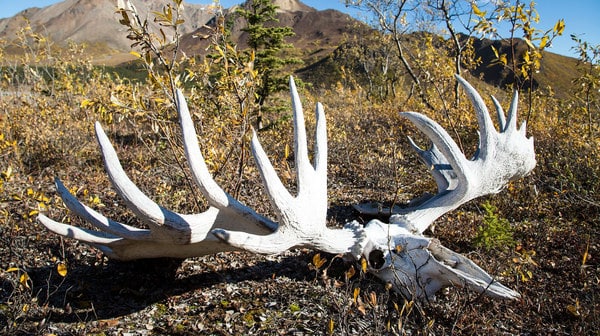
<box><xmin>0</xmin><ymin>0</ymin><xmax>581</xmax><ymax>97</ymax></box>
<box><xmin>0</xmin><ymin>0</ymin><xmax>213</xmax><ymax>52</ymax></box>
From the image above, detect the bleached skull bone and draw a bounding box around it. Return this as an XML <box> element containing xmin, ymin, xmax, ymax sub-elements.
<box><xmin>353</xmin><ymin>216</ymin><xmax>520</xmax><ymax>300</ymax></box>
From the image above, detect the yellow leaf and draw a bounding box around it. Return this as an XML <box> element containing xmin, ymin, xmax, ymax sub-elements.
<box><xmin>284</xmin><ymin>144</ymin><xmax>290</xmax><ymax>160</ymax></box>
<box><xmin>129</xmin><ymin>50</ymin><xmax>141</xmax><ymax>58</ymax></box>
<box><xmin>345</xmin><ymin>265</ymin><xmax>356</xmax><ymax>280</ymax></box>
<box><xmin>312</xmin><ymin>253</ymin><xmax>326</xmax><ymax>269</ymax></box>
<box><xmin>490</xmin><ymin>45</ymin><xmax>499</xmax><ymax>59</ymax></box>
<box><xmin>57</xmin><ymin>262</ymin><xmax>67</xmax><ymax>277</ymax></box>
<box><xmin>19</xmin><ymin>272</ymin><xmax>30</xmax><ymax>289</ymax></box>
<box><xmin>553</xmin><ymin>19</ymin><xmax>565</xmax><ymax>36</ymax></box>
<box><xmin>90</xmin><ymin>195</ymin><xmax>102</xmax><ymax>205</ymax></box>
<box><xmin>80</xmin><ymin>99</ymin><xmax>94</xmax><ymax>108</ymax></box>
<box><xmin>582</xmin><ymin>238</ymin><xmax>590</xmax><ymax>266</ymax></box>
<box><xmin>328</xmin><ymin>319</ymin><xmax>334</xmax><ymax>335</ymax></box>
<box><xmin>215</xmin><ymin>45</ymin><xmax>225</xmax><ymax>58</ymax></box>
<box><xmin>353</xmin><ymin>287</ymin><xmax>360</xmax><ymax>304</ymax></box>
<box><xmin>499</xmin><ymin>54</ymin><xmax>508</xmax><ymax>66</ymax></box>
<box><xmin>361</xmin><ymin>257</ymin><xmax>368</xmax><ymax>273</ymax></box>
<box><xmin>1</xmin><ymin>166</ymin><xmax>12</xmax><ymax>180</ymax></box>
<box><xmin>539</xmin><ymin>36</ymin><xmax>549</xmax><ymax>49</ymax></box>
<box><xmin>471</xmin><ymin>3</ymin><xmax>485</xmax><ymax>17</ymax></box>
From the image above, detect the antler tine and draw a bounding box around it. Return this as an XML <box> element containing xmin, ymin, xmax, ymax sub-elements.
<box><xmin>406</xmin><ymin>137</ymin><xmax>454</xmax><ymax>193</ymax></box>
<box><xmin>289</xmin><ymin>77</ymin><xmax>314</xmax><ymax>191</ymax></box>
<box><xmin>455</xmin><ymin>75</ymin><xmax>496</xmax><ymax>158</ymax></box>
<box><xmin>401</xmin><ymin>111</ymin><xmax>468</xmax><ymax>194</ymax></box>
<box><xmin>490</xmin><ymin>95</ymin><xmax>507</xmax><ymax>132</ymax></box>
<box><xmin>52</xmin><ymin>177</ymin><xmax>150</xmax><ymax>239</ymax></box>
<box><xmin>95</xmin><ymin>121</ymin><xmax>197</xmax><ymax>241</ymax></box>
<box><xmin>250</xmin><ymin>128</ymin><xmax>295</xmax><ymax>223</ymax></box>
<box><xmin>176</xmin><ymin>89</ymin><xmax>278</xmax><ymax>232</ymax></box>
<box><xmin>177</xmin><ymin>88</ymin><xmax>230</xmax><ymax>209</ymax></box>
<box><xmin>38</xmin><ymin>214</ymin><xmax>122</xmax><ymax>245</ymax></box>
<box><xmin>314</xmin><ymin>101</ymin><xmax>327</xmax><ymax>175</ymax></box>
<box><xmin>506</xmin><ymin>88</ymin><xmax>520</xmax><ymax>133</ymax></box>
<box><xmin>37</xmin><ymin>214</ymin><xmax>124</xmax><ymax>259</ymax></box>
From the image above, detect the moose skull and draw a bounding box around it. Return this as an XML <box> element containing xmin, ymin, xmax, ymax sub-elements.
<box><xmin>38</xmin><ymin>75</ymin><xmax>534</xmax><ymax>301</ymax></box>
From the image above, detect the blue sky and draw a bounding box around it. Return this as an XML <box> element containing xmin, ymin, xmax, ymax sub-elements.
<box><xmin>1</xmin><ymin>0</ymin><xmax>597</xmax><ymax>58</ymax></box>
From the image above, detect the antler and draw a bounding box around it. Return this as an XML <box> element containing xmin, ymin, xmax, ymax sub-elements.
<box><xmin>355</xmin><ymin>75</ymin><xmax>536</xmax><ymax>234</ymax></box>
<box><xmin>38</xmin><ymin>75</ymin><xmax>534</xmax><ymax>301</ymax></box>
<box><xmin>354</xmin><ymin>75</ymin><xmax>535</xmax><ymax>300</ymax></box>
<box><xmin>38</xmin><ymin>77</ymin><xmax>363</xmax><ymax>260</ymax></box>
<box><xmin>37</xmin><ymin>95</ymin><xmax>276</xmax><ymax>259</ymax></box>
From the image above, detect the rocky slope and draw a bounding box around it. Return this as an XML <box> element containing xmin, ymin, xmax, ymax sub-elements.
<box><xmin>0</xmin><ymin>0</ymin><xmax>213</xmax><ymax>52</ymax></box>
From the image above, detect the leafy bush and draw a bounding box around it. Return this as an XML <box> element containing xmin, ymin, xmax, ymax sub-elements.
<box><xmin>473</xmin><ymin>201</ymin><xmax>515</xmax><ymax>251</ymax></box>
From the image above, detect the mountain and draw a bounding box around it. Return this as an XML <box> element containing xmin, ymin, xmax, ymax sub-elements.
<box><xmin>178</xmin><ymin>1</ymin><xmax>364</xmax><ymax>63</ymax></box>
<box><xmin>0</xmin><ymin>0</ymin><xmax>580</xmax><ymax>97</ymax></box>
<box><xmin>0</xmin><ymin>0</ymin><xmax>213</xmax><ymax>53</ymax></box>
<box><xmin>0</xmin><ymin>0</ymin><xmax>363</xmax><ymax>65</ymax></box>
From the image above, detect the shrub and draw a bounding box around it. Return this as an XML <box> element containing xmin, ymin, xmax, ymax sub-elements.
<box><xmin>473</xmin><ymin>201</ymin><xmax>516</xmax><ymax>251</ymax></box>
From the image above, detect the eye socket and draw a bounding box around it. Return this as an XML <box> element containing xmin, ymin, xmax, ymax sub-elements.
<box><xmin>368</xmin><ymin>249</ymin><xmax>386</xmax><ymax>270</ymax></box>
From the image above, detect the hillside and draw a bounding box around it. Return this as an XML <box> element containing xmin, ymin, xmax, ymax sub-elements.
<box><xmin>177</xmin><ymin>4</ymin><xmax>365</xmax><ymax>64</ymax></box>
<box><xmin>0</xmin><ymin>0</ymin><xmax>364</xmax><ymax>66</ymax></box>
<box><xmin>0</xmin><ymin>0</ymin><xmax>212</xmax><ymax>57</ymax></box>
<box><xmin>468</xmin><ymin>35</ymin><xmax>580</xmax><ymax>99</ymax></box>
<box><xmin>299</xmin><ymin>32</ymin><xmax>580</xmax><ymax>99</ymax></box>
<box><xmin>0</xmin><ymin>0</ymin><xmax>582</xmax><ymax>97</ymax></box>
